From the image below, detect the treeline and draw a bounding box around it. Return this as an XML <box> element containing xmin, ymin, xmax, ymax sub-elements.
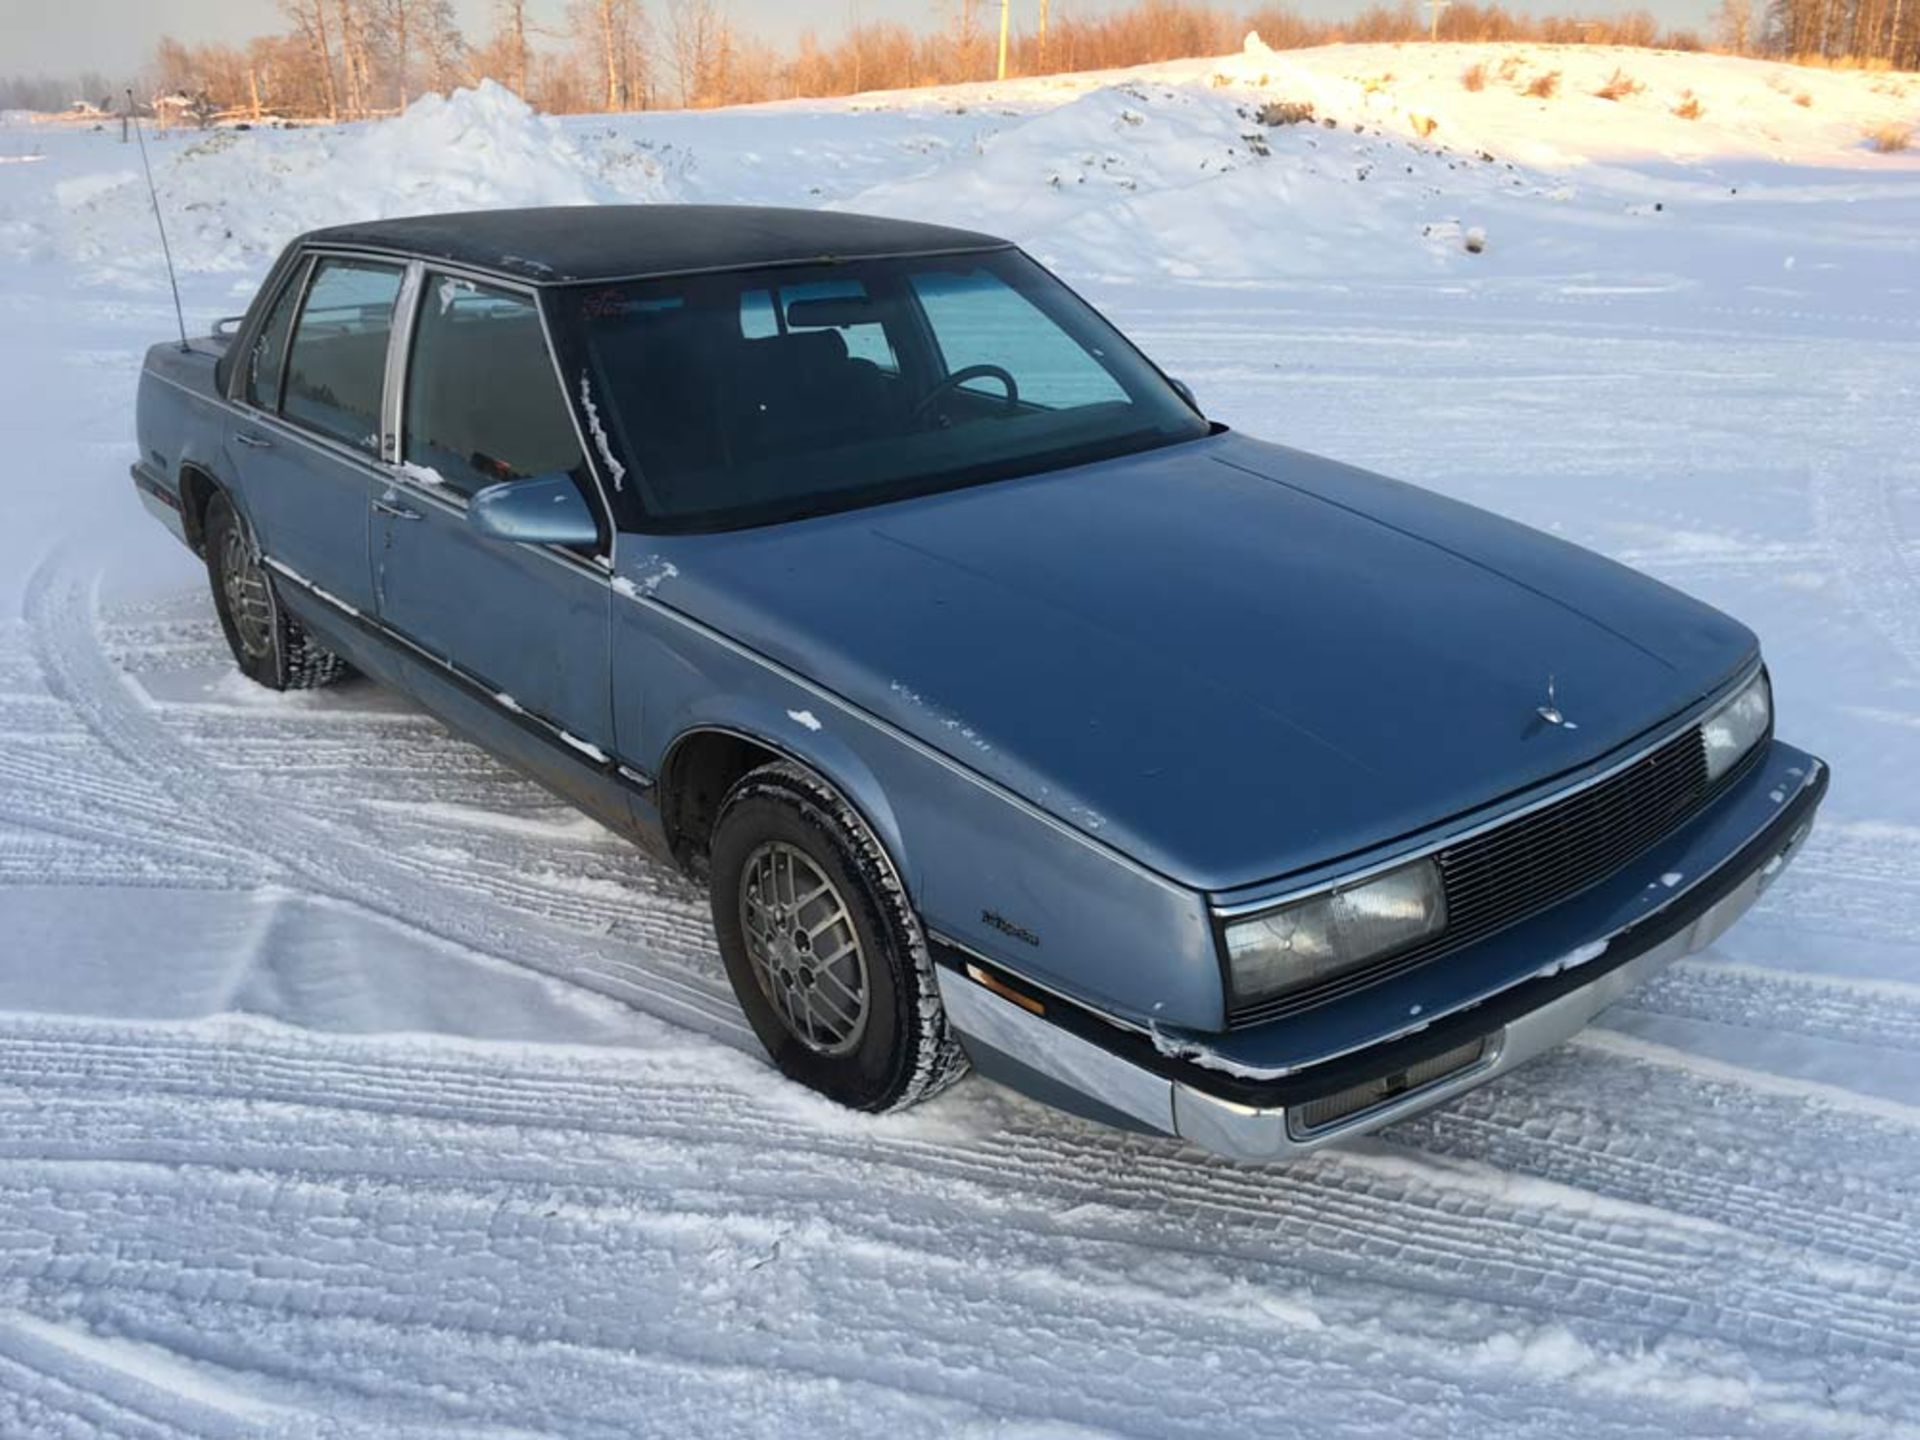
<box><xmin>6</xmin><ymin>0</ymin><xmax>1914</xmax><ymax>121</ymax></box>
<box><xmin>1757</xmin><ymin>0</ymin><xmax>1918</xmax><ymax>65</ymax></box>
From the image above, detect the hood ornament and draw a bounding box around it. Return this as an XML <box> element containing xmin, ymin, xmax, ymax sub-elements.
<box><xmin>1537</xmin><ymin>675</ymin><xmax>1578</xmax><ymax>730</ymax></box>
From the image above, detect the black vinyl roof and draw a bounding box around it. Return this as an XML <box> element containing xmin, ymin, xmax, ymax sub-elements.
<box><xmin>299</xmin><ymin>205</ymin><xmax>1011</xmax><ymax>285</ymax></box>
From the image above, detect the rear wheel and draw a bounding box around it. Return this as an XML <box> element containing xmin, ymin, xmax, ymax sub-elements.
<box><xmin>204</xmin><ymin>493</ymin><xmax>349</xmax><ymax>691</ymax></box>
<box><xmin>709</xmin><ymin>761</ymin><xmax>968</xmax><ymax>1111</ymax></box>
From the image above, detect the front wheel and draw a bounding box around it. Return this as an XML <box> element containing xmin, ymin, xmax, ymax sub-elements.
<box><xmin>709</xmin><ymin>761</ymin><xmax>968</xmax><ymax>1112</ymax></box>
<box><xmin>204</xmin><ymin>492</ymin><xmax>349</xmax><ymax>691</ymax></box>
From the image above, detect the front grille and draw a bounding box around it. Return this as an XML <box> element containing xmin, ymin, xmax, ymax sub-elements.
<box><xmin>1287</xmin><ymin>1036</ymin><xmax>1490</xmax><ymax>1136</ymax></box>
<box><xmin>1230</xmin><ymin>722</ymin><xmax>1732</xmax><ymax>1028</ymax></box>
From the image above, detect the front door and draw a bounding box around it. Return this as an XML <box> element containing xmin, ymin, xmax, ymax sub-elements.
<box><xmin>372</xmin><ymin>269</ymin><xmax>615</xmax><ymax>763</ymax></box>
<box><xmin>230</xmin><ymin>253</ymin><xmax>403</xmax><ymax>615</ymax></box>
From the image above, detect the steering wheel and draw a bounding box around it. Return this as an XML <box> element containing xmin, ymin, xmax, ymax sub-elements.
<box><xmin>911</xmin><ymin>364</ymin><xmax>1020</xmax><ymax>422</ymax></box>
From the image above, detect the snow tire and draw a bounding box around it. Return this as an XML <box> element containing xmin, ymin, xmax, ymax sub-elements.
<box><xmin>710</xmin><ymin>761</ymin><xmax>970</xmax><ymax>1112</ymax></box>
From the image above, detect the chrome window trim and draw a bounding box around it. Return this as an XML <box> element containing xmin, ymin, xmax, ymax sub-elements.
<box><xmin>1211</xmin><ymin>657</ymin><xmax>1767</xmax><ymax>923</ymax></box>
<box><xmin>381</xmin><ymin>259</ymin><xmax>424</xmax><ymax>463</ymax></box>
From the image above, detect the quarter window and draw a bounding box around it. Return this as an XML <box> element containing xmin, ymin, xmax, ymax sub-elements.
<box><xmin>403</xmin><ymin>273</ymin><xmax>587</xmax><ymax>501</ymax></box>
<box><xmin>244</xmin><ymin>259</ymin><xmax>306</xmax><ymax>410</ymax></box>
<box><xmin>282</xmin><ymin>257</ymin><xmax>403</xmax><ymax>454</ymax></box>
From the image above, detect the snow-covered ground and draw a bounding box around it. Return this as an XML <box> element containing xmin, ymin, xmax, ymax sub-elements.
<box><xmin>2</xmin><ymin>39</ymin><xmax>1919</xmax><ymax>1437</ymax></box>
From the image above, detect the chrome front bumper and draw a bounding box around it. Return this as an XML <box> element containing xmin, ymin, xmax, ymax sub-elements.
<box><xmin>937</xmin><ymin>754</ymin><xmax>1823</xmax><ymax>1164</ymax></box>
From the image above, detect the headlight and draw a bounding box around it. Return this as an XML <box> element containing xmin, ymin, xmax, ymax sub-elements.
<box><xmin>1701</xmin><ymin>669</ymin><xmax>1771</xmax><ymax>782</ymax></box>
<box><xmin>1224</xmin><ymin>859</ymin><xmax>1446</xmax><ymax>1007</ymax></box>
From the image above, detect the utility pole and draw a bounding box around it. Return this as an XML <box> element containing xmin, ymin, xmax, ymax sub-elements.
<box><xmin>997</xmin><ymin>0</ymin><xmax>1011</xmax><ymax>80</ymax></box>
<box><xmin>1427</xmin><ymin>0</ymin><xmax>1451</xmax><ymax>40</ymax></box>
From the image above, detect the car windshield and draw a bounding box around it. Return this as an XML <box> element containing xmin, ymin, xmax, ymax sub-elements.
<box><xmin>545</xmin><ymin>249</ymin><xmax>1209</xmax><ymax>531</ymax></box>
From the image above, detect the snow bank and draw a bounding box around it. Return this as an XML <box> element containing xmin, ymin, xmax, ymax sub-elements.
<box><xmin>841</xmin><ymin>78</ymin><xmax>1531</xmax><ymax>281</ymax></box>
<box><xmin>53</xmin><ymin>81</ymin><xmax>672</xmax><ymax>278</ymax></box>
<box><xmin>18</xmin><ymin>41</ymin><xmax>1914</xmax><ymax>292</ymax></box>
<box><xmin>840</xmin><ymin>40</ymin><xmax>1918</xmax><ymax>282</ymax></box>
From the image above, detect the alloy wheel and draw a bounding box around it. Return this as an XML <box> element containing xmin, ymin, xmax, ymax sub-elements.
<box><xmin>220</xmin><ymin>525</ymin><xmax>275</xmax><ymax>659</ymax></box>
<box><xmin>737</xmin><ymin>840</ymin><xmax>871</xmax><ymax>1056</ymax></box>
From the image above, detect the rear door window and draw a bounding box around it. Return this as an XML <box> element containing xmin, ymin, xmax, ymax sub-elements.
<box><xmin>281</xmin><ymin>257</ymin><xmax>403</xmax><ymax>454</ymax></box>
<box><xmin>403</xmin><ymin>273</ymin><xmax>589</xmax><ymax>501</ymax></box>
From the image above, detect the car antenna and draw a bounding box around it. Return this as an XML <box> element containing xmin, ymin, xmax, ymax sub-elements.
<box><xmin>127</xmin><ymin>88</ymin><xmax>189</xmax><ymax>353</ymax></box>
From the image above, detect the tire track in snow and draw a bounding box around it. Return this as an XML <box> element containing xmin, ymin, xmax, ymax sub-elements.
<box><xmin>1393</xmin><ymin>1042</ymin><xmax>1920</xmax><ymax>1273</ymax></box>
<box><xmin>1810</xmin><ymin>457</ymin><xmax>1920</xmax><ymax>676</ymax></box>
<box><xmin>3</xmin><ymin>1097</ymin><xmax>1914</xmax><ymax>1439</ymax></box>
<box><xmin>5</xmin><ymin>1019</ymin><xmax>1920</xmax><ymax>1393</ymax></box>
<box><xmin>23</xmin><ymin>552</ymin><xmax>750</xmax><ymax>1050</ymax></box>
<box><xmin>1632</xmin><ymin>959</ymin><xmax>1920</xmax><ymax>1055</ymax></box>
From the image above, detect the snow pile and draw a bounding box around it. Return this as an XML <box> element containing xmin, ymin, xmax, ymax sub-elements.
<box><xmin>842</xmin><ymin>79</ymin><xmax>1534</xmax><ymax>280</ymax></box>
<box><xmin>840</xmin><ymin>39</ymin><xmax>1919</xmax><ymax>282</ymax></box>
<box><xmin>54</xmin><ymin>81</ymin><xmax>673</xmax><ymax>278</ymax></box>
<box><xmin>852</xmin><ymin>35</ymin><xmax>1920</xmax><ymax>169</ymax></box>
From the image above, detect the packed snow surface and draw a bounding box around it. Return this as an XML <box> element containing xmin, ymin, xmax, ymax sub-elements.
<box><xmin>2</xmin><ymin>39</ymin><xmax>1919</xmax><ymax>1437</ymax></box>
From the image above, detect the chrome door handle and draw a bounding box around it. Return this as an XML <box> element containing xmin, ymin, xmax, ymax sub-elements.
<box><xmin>235</xmin><ymin>432</ymin><xmax>273</xmax><ymax>449</ymax></box>
<box><xmin>373</xmin><ymin>493</ymin><xmax>422</xmax><ymax>521</ymax></box>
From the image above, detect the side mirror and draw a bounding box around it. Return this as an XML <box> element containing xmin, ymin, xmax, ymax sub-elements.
<box><xmin>1168</xmin><ymin>377</ymin><xmax>1199</xmax><ymax>412</ymax></box>
<box><xmin>468</xmin><ymin>473</ymin><xmax>600</xmax><ymax>548</ymax></box>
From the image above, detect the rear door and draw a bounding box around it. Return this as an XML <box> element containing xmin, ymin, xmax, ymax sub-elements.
<box><xmin>229</xmin><ymin>253</ymin><xmax>404</xmax><ymax>614</ymax></box>
<box><xmin>373</xmin><ymin>268</ymin><xmax>616</xmax><ymax>763</ymax></box>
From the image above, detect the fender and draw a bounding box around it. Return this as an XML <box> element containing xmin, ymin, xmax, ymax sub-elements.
<box><xmin>656</xmin><ymin>702</ymin><xmax>917</xmax><ymax>898</ymax></box>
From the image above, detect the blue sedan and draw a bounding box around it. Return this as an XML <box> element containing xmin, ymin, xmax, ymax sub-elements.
<box><xmin>131</xmin><ymin>205</ymin><xmax>1826</xmax><ymax>1159</ymax></box>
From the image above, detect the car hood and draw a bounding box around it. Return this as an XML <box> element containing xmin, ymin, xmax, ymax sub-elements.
<box><xmin>647</xmin><ymin>431</ymin><xmax>1756</xmax><ymax>891</ymax></box>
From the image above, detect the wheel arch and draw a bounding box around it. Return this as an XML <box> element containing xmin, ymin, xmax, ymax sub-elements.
<box><xmin>176</xmin><ymin>462</ymin><xmax>225</xmax><ymax>556</ymax></box>
<box><xmin>657</xmin><ymin>720</ymin><xmax>915</xmax><ymax>898</ymax></box>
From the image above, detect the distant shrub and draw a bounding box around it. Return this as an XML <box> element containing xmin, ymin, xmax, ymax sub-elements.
<box><xmin>1258</xmin><ymin>98</ymin><xmax>1315</xmax><ymax>125</ymax></box>
<box><xmin>1497</xmin><ymin>55</ymin><xmax>1524</xmax><ymax>81</ymax></box>
<box><xmin>1461</xmin><ymin>62</ymin><xmax>1488</xmax><ymax>92</ymax></box>
<box><xmin>1673</xmin><ymin>91</ymin><xmax>1704</xmax><ymax>119</ymax></box>
<box><xmin>1595</xmin><ymin>68</ymin><xmax>1645</xmax><ymax>101</ymax></box>
<box><xmin>1793</xmin><ymin>91</ymin><xmax>1814</xmax><ymax>106</ymax></box>
<box><xmin>1525</xmin><ymin>70</ymin><xmax>1560</xmax><ymax>99</ymax></box>
<box><xmin>1411</xmin><ymin>112</ymin><xmax>1439</xmax><ymax>137</ymax></box>
<box><xmin>1867</xmin><ymin>123</ymin><xmax>1912</xmax><ymax>152</ymax></box>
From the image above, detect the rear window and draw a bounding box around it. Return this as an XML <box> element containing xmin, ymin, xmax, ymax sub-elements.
<box><xmin>282</xmin><ymin>257</ymin><xmax>403</xmax><ymax>454</ymax></box>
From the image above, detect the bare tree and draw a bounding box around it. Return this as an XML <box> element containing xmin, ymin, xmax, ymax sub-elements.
<box><xmin>134</xmin><ymin>0</ymin><xmax>1920</xmax><ymax>122</ymax></box>
<box><xmin>1714</xmin><ymin>0</ymin><xmax>1756</xmax><ymax>50</ymax></box>
<box><xmin>281</xmin><ymin>0</ymin><xmax>340</xmax><ymax>119</ymax></box>
<box><xmin>496</xmin><ymin>0</ymin><xmax>532</xmax><ymax>97</ymax></box>
<box><xmin>668</xmin><ymin>0</ymin><xmax>725</xmax><ymax>106</ymax></box>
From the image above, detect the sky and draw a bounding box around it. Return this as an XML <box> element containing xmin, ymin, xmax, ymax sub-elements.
<box><xmin>2</xmin><ymin>0</ymin><xmax>1717</xmax><ymax>79</ymax></box>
